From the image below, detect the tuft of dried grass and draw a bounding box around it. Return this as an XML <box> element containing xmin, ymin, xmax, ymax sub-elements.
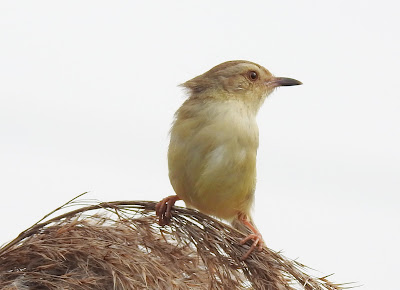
<box><xmin>0</xmin><ymin>195</ymin><xmax>350</xmax><ymax>289</ymax></box>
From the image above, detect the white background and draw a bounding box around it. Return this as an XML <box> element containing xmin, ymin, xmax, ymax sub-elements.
<box><xmin>1</xmin><ymin>1</ymin><xmax>399</xmax><ymax>289</ymax></box>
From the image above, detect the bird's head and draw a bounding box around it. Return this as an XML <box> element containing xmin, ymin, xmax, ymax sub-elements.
<box><xmin>181</xmin><ymin>60</ymin><xmax>302</xmax><ymax>112</ymax></box>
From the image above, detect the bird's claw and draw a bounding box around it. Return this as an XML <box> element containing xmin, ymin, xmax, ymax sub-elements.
<box><xmin>239</xmin><ymin>232</ymin><xmax>264</xmax><ymax>260</ymax></box>
<box><xmin>155</xmin><ymin>195</ymin><xmax>180</xmax><ymax>226</ymax></box>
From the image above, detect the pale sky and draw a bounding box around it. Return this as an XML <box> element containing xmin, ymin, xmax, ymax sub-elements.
<box><xmin>1</xmin><ymin>1</ymin><xmax>399</xmax><ymax>289</ymax></box>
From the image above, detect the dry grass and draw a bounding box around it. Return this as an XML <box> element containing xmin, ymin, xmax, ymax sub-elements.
<box><xmin>0</xmin><ymin>195</ymin><xmax>350</xmax><ymax>289</ymax></box>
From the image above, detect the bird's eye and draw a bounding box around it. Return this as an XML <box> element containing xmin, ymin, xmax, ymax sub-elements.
<box><xmin>248</xmin><ymin>71</ymin><xmax>258</xmax><ymax>81</ymax></box>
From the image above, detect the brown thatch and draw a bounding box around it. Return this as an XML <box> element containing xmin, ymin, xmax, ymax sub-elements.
<box><xmin>0</xmin><ymin>194</ymin><xmax>349</xmax><ymax>289</ymax></box>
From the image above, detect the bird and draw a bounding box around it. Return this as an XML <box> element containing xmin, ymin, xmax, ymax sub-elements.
<box><xmin>156</xmin><ymin>60</ymin><xmax>302</xmax><ymax>260</ymax></box>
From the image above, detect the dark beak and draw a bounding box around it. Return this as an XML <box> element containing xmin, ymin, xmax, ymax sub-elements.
<box><xmin>270</xmin><ymin>77</ymin><xmax>302</xmax><ymax>87</ymax></box>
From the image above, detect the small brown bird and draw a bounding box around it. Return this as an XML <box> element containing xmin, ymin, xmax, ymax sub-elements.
<box><xmin>156</xmin><ymin>60</ymin><xmax>302</xmax><ymax>260</ymax></box>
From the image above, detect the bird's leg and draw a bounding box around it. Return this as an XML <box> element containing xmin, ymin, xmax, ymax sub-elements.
<box><xmin>238</xmin><ymin>213</ymin><xmax>264</xmax><ymax>260</ymax></box>
<box><xmin>155</xmin><ymin>195</ymin><xmax>181</xmax><ymax>226</ymax></box>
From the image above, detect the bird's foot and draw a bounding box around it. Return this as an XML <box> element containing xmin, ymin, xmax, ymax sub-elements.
<box><xmin>239</xmin><ymin>232</ymin><xmax>264</xmax><ymax>260</ymax></box>
<box><xmin>155</xmin><ymin>195</ymin><xmax>180</xmax><ymax>226</ymax></box>
<box><xmin>237</xmin><ymin>213</ymin><xmax>264</xmax><ymax>260</ymax></box>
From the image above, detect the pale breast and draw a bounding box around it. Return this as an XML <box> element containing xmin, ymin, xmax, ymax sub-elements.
<box><xmin>168</xmin><ymin>99</ymin><xmax>259</xmax><ymax>219</ymax></box>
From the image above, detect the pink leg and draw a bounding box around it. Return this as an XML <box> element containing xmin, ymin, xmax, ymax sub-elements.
<box><xmin>155</xmin><ymin>195</ymin><xmax>181</xmax><ymax>226</ymax></box>
<box><xmin>237</xmin><ymin>213</ymin><xmax>264</xmax><ymax>260</ymax></box>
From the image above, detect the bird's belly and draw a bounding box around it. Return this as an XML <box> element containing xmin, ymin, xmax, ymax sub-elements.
<box><xmin>168</xmin><ymin>100</ymin><xmax>259</xmax><ymax>220</ymax></box>
<box><xmin>170</xmin><ymin>141</ymin><xmax>257</xmax><ymax>220</ymax></box>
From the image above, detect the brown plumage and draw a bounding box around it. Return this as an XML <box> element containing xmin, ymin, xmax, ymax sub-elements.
<box><xmin>156</xmin><ymin>60</ymin><xmax>302</xmax><ymax>260</ymax></box>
